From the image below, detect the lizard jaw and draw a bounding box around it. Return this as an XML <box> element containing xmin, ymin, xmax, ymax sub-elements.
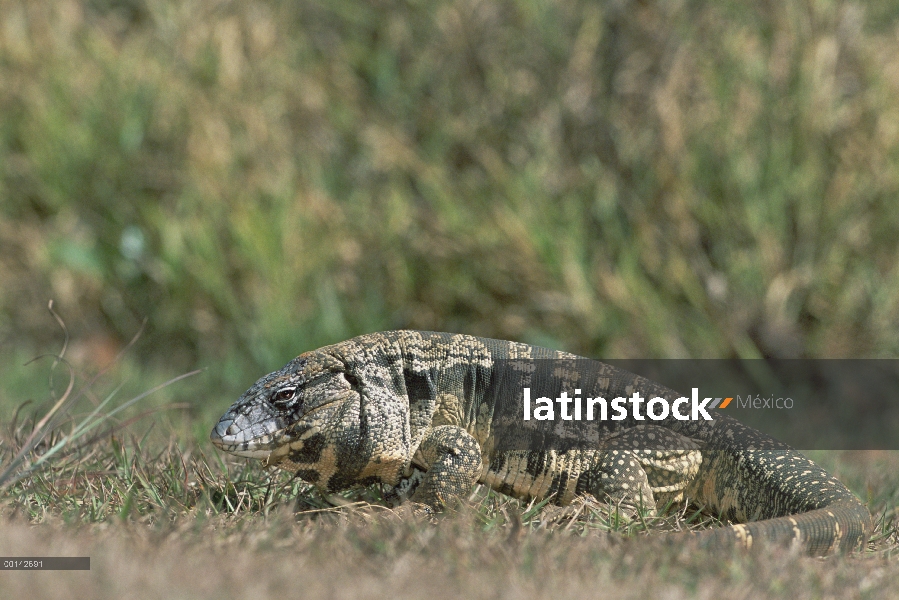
<box><xmin>210</xmin><ymin>415</ymin><xmax>282</xmax><ymax>459</ymax></box>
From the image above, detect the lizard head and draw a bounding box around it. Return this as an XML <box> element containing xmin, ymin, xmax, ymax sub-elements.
<box><xmin>211</xmin><ymin>349</ymin><xmax>409</xmax><ymax>491</ymax></box>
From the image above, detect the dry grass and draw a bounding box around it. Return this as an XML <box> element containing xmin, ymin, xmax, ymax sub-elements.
<box><xmin>0</xmin><ymin>375</ymin><xmax>897</xmax><ymax>599</ymax></box>
<box><xmin>0</xmin><ymin>460</ymin><xmax>897</xmax><ymax>599</ymax></box>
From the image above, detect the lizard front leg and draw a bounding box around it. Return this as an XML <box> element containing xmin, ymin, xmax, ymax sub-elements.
<box><xmin>409</xmin><ymin>425</ymin><xmax>483</xmax><ymax>512</ymax></box>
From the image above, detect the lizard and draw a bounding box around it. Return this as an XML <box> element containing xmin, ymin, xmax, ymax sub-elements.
<box><xmin>210</xmin><ymin>330</ymin><xmax>872</xmax><ymax>555</ymax></box>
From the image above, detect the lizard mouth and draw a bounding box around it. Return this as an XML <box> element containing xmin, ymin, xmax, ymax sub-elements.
<box><xmin>210</xmin><ymin>417</ymin><xmax>285</xmax><ymax>459</ymax></box>
<box><xmin>210</xmin><ymin>393</ymin><xmax>346</xmax><ymax>459</ymax></box>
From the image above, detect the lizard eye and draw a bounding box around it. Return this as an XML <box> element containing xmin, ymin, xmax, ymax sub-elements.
<box><xmin>272</xmin><ymin>386</ymin><xmax>297</xmax><ymax>406</ymax></box>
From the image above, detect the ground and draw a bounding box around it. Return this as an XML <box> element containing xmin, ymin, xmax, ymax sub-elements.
<box><xmin>1</xmin><ymin>438</ymin><xmax>897</xmax><ymax>599</ymax></box>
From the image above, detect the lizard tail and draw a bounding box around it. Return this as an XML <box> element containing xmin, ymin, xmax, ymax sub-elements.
<box><xmin>683</xmin><ymin>443</ymin><xmax>872</xmax><ymax>555</ymax></box>
<box><xmin>693</xmin><ymin>498</ymin><xmax>872</xmax><ymax>554</ymax></box>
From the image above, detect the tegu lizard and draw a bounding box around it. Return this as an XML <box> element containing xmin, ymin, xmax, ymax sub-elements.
<box><xmin>211</xmin><ymin>331</ymin><xmax>871</xmax><ymax>555</ymax></box>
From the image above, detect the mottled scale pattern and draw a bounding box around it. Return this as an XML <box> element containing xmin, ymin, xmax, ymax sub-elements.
<box><xmin>211</xmin><ymin>331</ymin><xmax>872</xmax><ymax>555</ymax></box>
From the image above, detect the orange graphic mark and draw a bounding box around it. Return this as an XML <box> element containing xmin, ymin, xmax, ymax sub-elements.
<box><xmin>718</xmin><ymin>397</ymin><xmax>733</xmax><ymax>409</ymax></box>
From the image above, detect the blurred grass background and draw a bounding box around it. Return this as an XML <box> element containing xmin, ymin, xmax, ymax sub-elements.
<box><xmin>2</xmin><ymin>6</ymin><xmax>899</xmax><ymax>592</ymax></box>
<box><xmin>3</xmin><ymin>0</ymin><xmax>899</xmax><ymax>415</ymax></box>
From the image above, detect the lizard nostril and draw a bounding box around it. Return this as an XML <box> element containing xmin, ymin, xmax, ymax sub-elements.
<box><xmin>226</xmin><ymin>423</ymin><xmax>239</xmax><ymax>436</ymax></box>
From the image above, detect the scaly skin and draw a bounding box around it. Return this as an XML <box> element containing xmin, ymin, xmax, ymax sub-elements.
<box><xmin>211</xmin><ymin>331</ymin><xmax>871</xmax><ymax>555</ymax></box>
